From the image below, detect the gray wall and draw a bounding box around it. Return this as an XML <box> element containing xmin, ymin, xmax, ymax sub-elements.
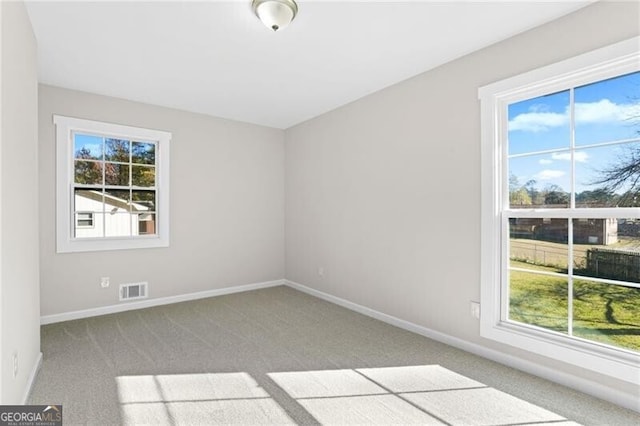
<box><xmin>285</xmin><ymin>1</ymin><xmax>639</xmax><ymax>401</ymax></box>
<box><xmin>1</xmin><ymin>1</ymin><xmax>40</xmax><ymax>404</ymax></box>
<box><xmin>39</xmin><ymin>85</ymin><xmax>285</xmax><ymax>316</ymax></box>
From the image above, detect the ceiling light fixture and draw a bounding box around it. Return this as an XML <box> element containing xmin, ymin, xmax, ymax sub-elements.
<box><xmin>252</xmin><ymin>0</ymin><xmax>298</xmax><ymax>32</ymax></box>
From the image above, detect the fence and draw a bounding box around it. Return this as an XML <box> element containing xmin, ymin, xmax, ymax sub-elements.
<box><xmin>585</xmin><ymin>248</ymin><xmax>640</xmax><ymax>283</ymax></box>
<box><xmin>510</xmin><ymin>240</ymin><xmax>570</xmax><ymax>269</ymax></box>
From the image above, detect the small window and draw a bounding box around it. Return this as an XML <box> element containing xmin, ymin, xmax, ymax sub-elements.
<box><xmin>55</xmin><ymin>116</ymin><xmax>171</xmax><ymax>252</ymax></box>
<box><xmin>76</xmin><ymin>212</ymin><xmax>94</xmax><ymax>229</ymax></box>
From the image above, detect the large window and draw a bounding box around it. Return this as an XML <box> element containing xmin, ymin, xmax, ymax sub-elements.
<box><xmin>55</xmin><ymin>116</ymin><xmax>171</xmax><ymax>252</ymax></box>
<box><xmin>479</xmin><ymin>38</ymin><xmax>639</xmax><ymax>384</ymax></box>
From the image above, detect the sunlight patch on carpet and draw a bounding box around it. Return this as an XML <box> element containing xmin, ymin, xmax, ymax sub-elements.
<box><xmin>116</xmin><ymin>366</ymin><xmax>579</xmax><ymax>425</ymax></box>
<box><xmin>403</xmin><ymin>386</ymin><xmax>566</xmax><ymax>425</ymax></box>
<box><xmin>269</xmin><ymin>365</ymin><xmax>580</xmax><ymax>426</ymax></box>
<box><xmin>116</xmin><ymin>372</ymin><xmax>294</xmax><ymax>425</ymax></box>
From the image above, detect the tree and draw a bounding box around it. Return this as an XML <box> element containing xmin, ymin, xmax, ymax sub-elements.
<box><xmin>510</xmin><ymin>188</ymin><xmax>532</xmax><ymax>205</ymax></box>
<box><xmin>132</xmin><ymin>142</ymin><xmax>155</xmax><ymax>165</ymax></box>
<box><xmin>576</xmin><ymin>188</ymin><xmax>618</xmax><ymax>207</ymax></box>
<box><xmin>542</xmin><ymin>184</ymin><xmax>569</xmax><ymax>206</ymax></box>
<box><xmin>589</xmin><ymin>81</ymin><xmax>640</xmax><ymax>205</ymax></box>
<box><xmin>105</xmin><ymin>138</ymin><xmax>130</xmax><ymax>162</ymax></box>
<box><xmin>74</xmin><ymin>147</ymin><xmax>102</xmax><ymax>184</ymax></box>
<box><xmin>509</xmin><ymin>173</ymin><xmax>520</xmax><ymax>192</ymax></box>
<box><xmin>509</xmin><ymin>174</ymin><xmax>532</xmax><ymax>206</ymax></box>
<box><xmin>524</xmin><ymin>179</ymin><xmax>545</xmax><ymax>205</ymax></box>
<box><xmin>132</xmin><ymin>166</ymin><xmax>155</xmax><ymax>187</ymax></box>
<box><xmin>617</xmin><ymin>190</ymin><xmax>640</xmax><ymax>207</ymax></box>
<box><xmin>591</xmin><ymin>144</ymin><xmax>640</xmax><ymax>207</ymax></box>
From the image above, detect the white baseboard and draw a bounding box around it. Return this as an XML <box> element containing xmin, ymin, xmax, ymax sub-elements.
<box><xmin>22</xmin><ymin>352</ymin><xmax>42</xmax><ymax>404</ymax></box>
<box><xmin>41</xmin><ymin>279</ymin><xmax>285</xmax><ymax>325</ymax></box>
<box><xmin>284</xmin><ymin>279</ymin><xmax>639</xmax><ymax>413</ymax></box>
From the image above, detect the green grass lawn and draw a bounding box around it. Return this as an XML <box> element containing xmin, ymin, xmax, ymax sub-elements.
<box><xmin>509</xmin><ymin>260</ymin><xmax>640</xmax><ymax>352</ymax></box>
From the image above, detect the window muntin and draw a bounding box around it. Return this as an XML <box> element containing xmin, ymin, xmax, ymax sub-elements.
<box><xmin>479</xmin><ymin>37</ymin><xmax>640</xmax><ymax>385</ymax></box>
<box><xmin>55</xmin><ymin>115</ymin><xmax>170</xmax><ymax>253</ymax></box>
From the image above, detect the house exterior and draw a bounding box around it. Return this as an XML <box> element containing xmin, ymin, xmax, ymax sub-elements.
<box><xmin>74</xmin><ymin>190</ymin><xmax>155</xmax><ymax>238</ymax></box>
<box><xmin>509</xmin><ymin>218</ymin><xmax>618</xmax><ymax>245</ymax></box>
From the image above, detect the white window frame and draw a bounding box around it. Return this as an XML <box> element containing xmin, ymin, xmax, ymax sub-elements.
<box><xmin>479</xmin><ymin>37</ymin><xmax>640</xmax><ymax>384</ymax></box>
<box><xmin>55</xmin><ymin>115</ymin><xmax>171</xmax><ymax>253</ymax></box>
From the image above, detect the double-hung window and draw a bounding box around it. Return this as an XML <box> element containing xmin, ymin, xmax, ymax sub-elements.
<box><xmin>479</xmin><ymin>37</ymin><xmax>639</xmax><ymax>384</ymax></box>
<box><xmin>55</xmin><ymin>116</ymin><xmax>171</xmax><ymax>252</ymax></box>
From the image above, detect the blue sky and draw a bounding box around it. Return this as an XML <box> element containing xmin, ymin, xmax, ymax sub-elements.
<box><xmin>74</xmin><ymin>133</ymin><xmax>103</xmax><ymax>159</ymax></box>
<box><xmin>508</xmin><ymin>71</ymin><xmax>640</xmax><ymax>194</ymax></box>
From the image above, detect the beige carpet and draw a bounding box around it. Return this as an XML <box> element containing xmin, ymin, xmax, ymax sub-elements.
<box><xmin>29</xmin><ymin>286</ymin><xmax>639</xmax><ymax>425</ymax></box>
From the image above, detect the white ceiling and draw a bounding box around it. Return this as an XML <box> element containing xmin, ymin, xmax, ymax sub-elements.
<box><xmin>25</xmin><ymin>1</ymin><xmax>593</xmax><ymax>129</ymax></box>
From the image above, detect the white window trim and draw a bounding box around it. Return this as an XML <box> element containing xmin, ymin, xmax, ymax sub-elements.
<box><xmin>54</xmin><ymin>115</ymin><xmax>171</xmax><ymax>253</ymax></box>
<box><xmin>479</xmin><ymin>37</ymin><xmax>640</xmax><ymax>384</ymax></box>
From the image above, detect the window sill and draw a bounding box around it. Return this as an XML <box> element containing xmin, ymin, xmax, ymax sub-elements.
<box><xmin>480</xmin><ymin>318</ymin><xmax>640</xmax><ymax>385</ymax></box>
<box><xmin>57</xmin><ymin>235</ymin><xmax>169</xmax><ymax>253</ymax></box>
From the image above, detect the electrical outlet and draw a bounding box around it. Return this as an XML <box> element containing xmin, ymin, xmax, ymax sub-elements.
<box><xmin>101</xmin><ymin>277</ymin><xmax>110</xmax><ymax>288</ymax></box>
<box><xmin>470</xmin><ymin>301</ymin><xmax>480</xmax><ymax>319</ymax></box>
<box><xmin>318</xmin><ymin>267</ymin><xmax>324</xmax><ymax>278</ymax></box>
<box><xmin>12</xmin><ymin>352</ymin><xmax>18</xmax><ymax>378</ymax></box>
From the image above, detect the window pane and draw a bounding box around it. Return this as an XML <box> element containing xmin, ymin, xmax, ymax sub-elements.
<box><xmin>508</xmin><ymin>90</ymin><xmax>570</xmax><ymax>155</ymax></box>
<box><xmin>137</xmin><ymin>213</ymin><xmax>156</xmax><ymax>235</ymax></box>
<box><xmin>132</xmin><ymin>190</ymin><xmax>156</xmax><ymax>211</ymax></box>
<box><xmin>74</xmin><ymin>189</ymin><xmax>103</xmax><ymax>212</ymax></box>
<box><xmin>509</xmin><ymin>154</ymin><xmax>570</xmax><ymax>208</ymax></box>
<box><xmin>105</xmin><ymin>189</ymin><xmax>131</xmax><ymax>212</ymax></box>
<box><xmin>573</xmin><ymin>218</ymin><xmax>640</xmax><ymax>283</ymax></box>
<box><xmin>575</xmin><ymin>141</ymin><xmax>640</xmax><ymax>207</ymax></box>
<box><xmin>510</xmin><ymin>218</ymin><xmax>568</xmax><ymax>273</ymax></box>
<box><xmin>105</xmin><ymin>212</ymin><xmax>132</xmax><ymax>237</ymax></box>
<box><xmin>132</xmin><ymin>141</ymin><xmax>155</xmax><ymax>165</ymax></box>
<box><xmin>74</xmin><ymin>213</ymin><xmax>103</xmax><ymax>238</ymax></box>
<box><xmin>509</xmin><ymin>270</ymin><xmax>568</xmax><ymax>334</ymax></box>
<box><xmin>105</xmin><ymin>163</ymin><xmax>130</xmax><ymax>186</ymax></box>
<box><xmin>573</xmin><ymin>279</ymin><xmax>640</xmax><ymax>351</ymax></box>
<box><xmin>575</xmin><ymin>71</ymin><xmax>640</xmax><ymax>146</ymax></box>
<box><xmin>132</xmin><ymin>165</ymin><xmax>155</xmax><ymax>187</ymax></box>
<box><xmin>105</xmin><ymin>138</ymin><xmax>130</xmax><ymax>162</ymax></box>
<box><xmin>74</xmin><ymin>134</ymin><xmax>103</xmax><ymax>160</ymax></box>
<box><xmin>74</xmin><ymin>160</ymin><xmax>103</xmax><ymax>185</ymax></box>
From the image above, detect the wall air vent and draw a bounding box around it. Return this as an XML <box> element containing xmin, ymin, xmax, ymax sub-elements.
<box><xmin>119</xmin><ymin>282</ymin><xmax>148</xmax><ymax>301</ymax></box>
